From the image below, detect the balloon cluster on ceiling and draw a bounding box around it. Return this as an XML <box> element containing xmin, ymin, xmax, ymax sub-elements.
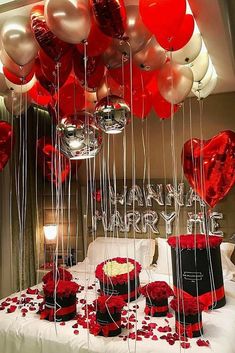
<box><xmin>0</xmin><ymin>0</ymin><xmax>217</xmax><ymax>161</ymax></box>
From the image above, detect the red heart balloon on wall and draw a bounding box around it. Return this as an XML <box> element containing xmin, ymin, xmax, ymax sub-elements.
<box><xmin>37</xmin><ymin>136</ymin><xmax>70</xmax><ymax>185</ymax></box>
<box><xmin>0</xmin><ymin>121</ymin><xmax>14</xmax><ymax>172</ymax></box>
<box><xmin>183</xmin><ymin>130</ymin><xmax>235</xmax><ymax>208</ymax></box>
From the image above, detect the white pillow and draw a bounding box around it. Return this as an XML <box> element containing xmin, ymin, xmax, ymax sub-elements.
<box><xmin>86</xmin><ymin>237</ymin><xmax>155</xmax><ymax>269</ymax></box>
<box><xmin>220</xmin><ymin>242</ymin><xmax>235</xmax><ymax>280</ymax></box>
<box><xmin>155</xmin><ymin>237</ymin><xmax>172</xmax><ymax>275</ymax></box>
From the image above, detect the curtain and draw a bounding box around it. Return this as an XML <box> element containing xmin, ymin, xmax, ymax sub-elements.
<box><xmin>0</xmin><ymin>101</ymin><xmax>51</xmax><ymax>298</ymax></box>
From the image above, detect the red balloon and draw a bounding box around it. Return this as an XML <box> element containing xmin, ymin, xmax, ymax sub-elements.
<box><xmin>93</xmin><ymin>189</ymin><xmax>101</xmax><ymax>202</ymax></box>
<box><xmin>34</xmin><ymin>57</ymin><xmax>55</xmax><ymax>95</ymax></box>
<box><xmin>125</xmin><ymin>87</ymin><xmax>152</xmax><ymax>119</ymax></box>
<box><xmin>91</xmin><ymin>0</ymin><xmax>127</xmax><ymax>39</ymax></box>
<box><xmin>76</xmin><ymin>17</ymin><xmax>111</xmax><ymax>57</ymax></box>
<box><xmin>157</xmin><ymin>14</ymin><xmax>195</xmax><ymax>51</ymax></box>
<box><xmin>31</xmin><ymin>5</ymin><xmax>71</xmax><ymax>61</ymax></box>
<box><xmin>152</xmin><ymin>90</ymin><xmax>180</xmax><ymax>119</ymax></box>
<box><xmin>3</xmin><ymin>66</ymin><xmax>34</xmax><ymax>85</ymax></box>
<box><xmin>37</xmin><ymin>136</ymin><xmax>70</xmax><ymax>185</ymax></box>
<box><xmin>39</xmin><ymin>49</ymin><xmax>72</xmax><ymax>88</ymax></box>
<box><xmin>139</xmin><ymin>0</ymin><xmax>186</xmax><ymax>39</ymax></box>
<box><xmin>109</xmin><ymin>62</ymin><xmax>155</xmax><ymax>89</ymax></box>
<box><xmin>28</xmin><ymin>81</ymin><xmax>52</xmax><ymax>107</ymax></box>
<box><xmin>0</xmin><ymin>121</ymin><xmax>14</xmax><ymax>172</ymax></box>
<box><xmin>73</xmin><ymin>50</ymin><xmax>105</xmax><ymax>91</ymax></box>
<box><xmin>55</xmin><ymin>75</ymin><xmax>85</xmax><ymax>118</ymax></box>
<box><xmin>183</xmin><ymin>130</ymin><xmax>235</xmax><ymax>208</ymax></box>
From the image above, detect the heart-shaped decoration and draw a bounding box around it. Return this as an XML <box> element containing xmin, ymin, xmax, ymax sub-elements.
<box><xmin>103</xmin><ymin>261</ymin><xmax>134</xmax><ymax>277</ymax></box>
<box><xmin>31</xmin><ymin>5</ymin><xmax>71</xmax><ymax>61</ymax></box>
<box><xmin>183</xmin><ymin>130</ymin><xmax>235</xmax><ymax>208</ymax></box>
<box><xmin>37</xmin><ymin>136</ymin><xmax>70</xmax><ymax>185</ymax></box>
<box><xmin>0</xmin><ymin>121</ymin><xmax>14</xmax><ymax>172</ymax></box>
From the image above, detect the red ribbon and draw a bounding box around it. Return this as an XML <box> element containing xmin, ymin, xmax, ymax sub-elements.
<box><xmin>90</xmin><ymin>320</ymin><xmax>121</xmax><ymax>337</ymax></box>
<box><xmin>173</xmin><ymin>285</ymin><xmax>225</xmax><ymax>310</ymax></box>
<box><xmin>40</xmin><ymin>303</ymin><xmax>76</xmax><ymax>321</ymax></box>
<box><xmin>144</xmin><ymin>305</ymin><xmax>168</xmax><ymax>316</ymax></box>
<box><xmin>175</xmin><ymin>320</ymin><xmax>202</xmax><ymax>338</ymax></box>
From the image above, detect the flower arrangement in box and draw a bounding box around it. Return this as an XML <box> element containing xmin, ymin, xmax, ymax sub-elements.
<box><xmin>140</xmin><ymin>281</ymin><xmax>173</xmax><ymax>317</ymax></box>
<box><xmin>42</xmin><ymin>267</ymin><xmax>72</xmax><ymax>284</ymax></box>
<box><xmin>95</xmin><ymin>257</ymin><xmax>142</xmax><ymax>302</ymax></box>
<box><xmin>40</xmin><ymin>280</ymin><xmax>79</xmax><ymax>322</ymax></box>
<box><xmin>89</xmin><ymin>295</ymin><xmax>126</xmax><ymax>337</ymax></box>
<box><xmin>170</xmin><ymin>297</ymin><xmax>205</xmax><ymax>338</ymax></box>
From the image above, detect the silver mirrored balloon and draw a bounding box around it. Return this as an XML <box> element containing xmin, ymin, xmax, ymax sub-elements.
<box><xmin>57</xmin><ymin>112</ymin><xmax>102</xmax><ymax>160</ymax></box>
<box><xmin>94</xmin><ymin>95</ymin><xmax>130</xmax><ymax>134</ymax></box>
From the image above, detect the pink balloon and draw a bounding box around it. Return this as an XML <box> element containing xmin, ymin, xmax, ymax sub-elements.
<box><xmin>157</xmin><ymin>61</ymin><xmax>193</xmax><ymax>104</ymax></box>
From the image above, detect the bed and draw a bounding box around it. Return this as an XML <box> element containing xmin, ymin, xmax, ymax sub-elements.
<box><xmin>1</xmin><ymin>237</ymin><xmax>235</xmax><ymax>353</ymax></box>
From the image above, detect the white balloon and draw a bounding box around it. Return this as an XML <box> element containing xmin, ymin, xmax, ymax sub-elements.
<box><xmin>192</xmin><ymin>59</ymin><xmax>213</xmax><ymax>91</ymax></box>
<box><xmin>189</xmin><ymin>50</ymin><xmax>209</xmax><ymax>82</ymax></box>
<box><xmin>192</xmin><ymin>67</ymin><xmax>217</xmax><ymax>99</ymax></box>
<box><xmin>5</xmin><ymin>75</ymin><xmax>36</xmax><ymax>93</ymax></box>
<box><xmin>171</xmin><ymin>33</ymin><xmax>202</xmax><ymax>65</ymax></box>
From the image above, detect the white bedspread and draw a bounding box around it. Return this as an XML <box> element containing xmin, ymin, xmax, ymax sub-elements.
<box><xmin>0</xmin><ymin>264</ymin><xmax>235</xmax><ymax>353</ymax></box>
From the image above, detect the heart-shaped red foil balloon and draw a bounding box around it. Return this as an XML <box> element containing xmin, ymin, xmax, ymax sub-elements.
<box><xmin>37</xmin><ymin>136</ymin><xmax>70</xmax><ymax>185</ymax></box>
<box><xmin>183</xmin><ymin>130</ymin><xmax>235</xmax><ymax>208</ymax></box>
<box><xmin>0</xmin><ymin>121</ymin><xmax>14</xmax><ymax>172</ymax></box>
<box><xmin>31</xmin><ymin>5</ymin><xmax>71</xmax><ymax>61</ymax></box>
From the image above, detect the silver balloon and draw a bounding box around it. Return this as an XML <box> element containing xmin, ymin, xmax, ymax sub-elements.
<box><xmin>109</xmin><ymin>210</ymin><xmax>126</xmax><ymax>232</ymax></box>
<box><xmin>1</xmin><ymin>16</ymin><xmax>38</xmax><ymax>66</ymax></box>
<box><xmin>114</xmin><ymin>5</ymin><xmax>151</xmax><ymax>56</ymax></box>
<box><xmin>4</xmin><ymin>91</ymin><xmax>31</xmax><ymax>116</ymax></box>
<box><xmin>142</xmin><ymin>211</ymin><xmax>159</xmax><ymax>234</ymax></box>
<box><xmin>126</xmin><ymin>184</ymin><xmax>144</xmax><ymax>206</ymax></box>
<box><xmin>143</xmin><ymin>184</ymin><xmax>164</xmax><ymax>206</ymax></box>
<box><xmin>57</xmin><ymin>112</ymin><xmax>102</xmax><ymax>160</ymax></box>
<box><xmin>185</xmin><ymin>187</ymin><xmax>205</xmax><ymax>207</ymax></box>
<box><xmin>94</xmin><ymin>95</ymin><xmax>130</xmax><ymax>134</ymax></box>
<box><xmin>109</xmin><ymin>185</ymin><xmax>126</xmax><ymax>205</ymax></box>
<box><xmin>133</xmin><ymin>37</ymin><xmax>166</xmax><ymax>71</ymax></box>
<box><xmin>159</xmin><ymin>211</ymin><xmax>176</xmax><ymax>235</ymax></box>
<box><xmin>125</xmin><ymin>211</ymin><xmax>141</xmax><ymax>233</ymax></box>
<box><xmin>165</xmin><ymin>183</ymin><xmax>185</xmax><ymax>206</ymax></box>
<box><xmin>45</xmin><ymin>0</ymin><xmax>91</xmax><ymax>44</ymax></box>
<box><xmin>209</xmin><ymin>212</ymin><xmax>223</xmax><ymax>236</ymax></box>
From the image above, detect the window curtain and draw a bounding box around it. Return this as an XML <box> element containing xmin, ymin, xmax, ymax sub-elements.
<box><xmin>0</xmin><ymin>101</ymin><xmax>51</xmax><ymax>298</ymax></box>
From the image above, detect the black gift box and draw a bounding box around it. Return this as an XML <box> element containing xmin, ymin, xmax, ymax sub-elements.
<box><xmin>45</xmin><ymin>294</ymin><xmax>76</xmax><ymax>321</ymax></box>
<box><xmin>145</xmin><ymin>297</ymin><xmax>169</xmax><ymax>317</ymax></box>
<box><xmin>175</xmin><ymin>311</ymin><xmax>203</xmax><ymax>338</ymax></box>
<box><xmin>99</xmin><ymin>276</ymin><xmax>140</xmax><ymax>302</ymax></box>
<box><xmin>169</xmin><ymin>237</ymin><xmax>226</xmax><ymax>309</ymax></box>
<box><xmin>96</xmin><ymin>311</ymin><xmax>122</xmax><ymax>337</ymax></box>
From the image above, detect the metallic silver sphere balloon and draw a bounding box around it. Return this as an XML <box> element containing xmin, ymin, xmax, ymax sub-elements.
<box><xmin>57</xmin><ymin>112</ymin><xmax>102</xmax><ymax>160</ymax></box>
<box><xmin>94</xmin><ymin>95</ymin><xmax>130</xmax><ymax>134</ymax></box>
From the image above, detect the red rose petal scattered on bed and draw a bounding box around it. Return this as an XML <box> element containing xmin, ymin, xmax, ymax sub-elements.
<box><xmin>197</xmin><ymin>339</ymin><xmax>210</xmax><ymax>347</ymax></box>
<box><xmin>88</xmin><ymin>286</ymin><xmax>93</xmax><ymax>290</ymax></box>
<box><xmin>166</xmin><ymin>312</ymin><xmax>173</xmax><ymax>318</ymax></box>
<box><xmin>29</xmin><ymin>306</ymin><xmax>36</xmax><ymax>311</ymax></box>
<box><xmin>21</xmin><ymin>308</ymin><xmax>28</xmax><ymax>313</ymax></box>
<box><xmin>37</xmin><ymin>294</ymin><xmax>44</xmax><ymax>300</ymax></box>
<box><xmin>11</xmin><ymin>297</ymin><xmax>18</xmax><ymax>303</ymax></box>
<box><xmin>26</xmin><ymin>288</ymin><xmax>39</xmax><ymax>295</ymax></box>
<box><xmin>60</xmin><ymin>322</ymin><xmax>65</xmax><ymax>326</ymax></box>
<box><xmin>160</xmin><ymin>335</ymin><xmax>167</xmax><ymax>340</ymax></box>
<box><xmin>80</xmin><ymin>299</ymin><xmax>86</xmax><ymax>304</ymax></box>
<box><xmin>152</xmin><ymin>335</ymin><xmax>158</xmax><ymax>340</ymax></box>
<box><xmin>74</xmin><ymin>330</ymin><xmax>79</xmax><ymax>335</ymax></box>
<box><xmin>6</xmin><ymin>298</ymin><xmax>12</xmax><ymax>302</ymax></box>
<box><xmin>1</xmin><ymin>301</ymin><xmax>10</xmax><ymax>307</ymax></box>
<box><xmin>72</xmin><ymin>323</ymin><xmax>78</xmax><ymax>328</ymax></box>
<box><xmin>168</xmin><ymin>339</ymin><xmax>175</xmax><ymax>345</ymax></box>
<box><xmin>7</xmin><ymin>305</ymin><xmax>17</xmax><ymax>313</ymax></box>
<box><xmin>180</xmin><ymin>336</ymin><xmax>188</xmax><ymax>342</ymax></box>
<box><xmin>144</xmin><ymin>316</ymin><xmax>150</xmax><ymax>320</ymax></box>
<box><xmin>181</xmin><ymin>342</ymin><xmax>190</xmax><ymax>349</ymax></box>
<box><xmin>0</xmin><ymin>306</ymin><xmax>5</xmax><ymax>310</ymax></box>
<box><xmin>148</xmin><ymin>323</ymin><xmax>157</xmax><ymax>329</ymax></box>
<box><xmin>21</xmin><ymin>294</ymin><xmax>26</xmax><ymax>298</ymax></box>
<box><xmin>122</xmin><ymin>310</ymin><xmax>127</xmax><ymax>316</ymax></box>
<box><xmin>142</xmin><ymin>320</ymin><xmax>147</xmax><ymax>325</ymax></box>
